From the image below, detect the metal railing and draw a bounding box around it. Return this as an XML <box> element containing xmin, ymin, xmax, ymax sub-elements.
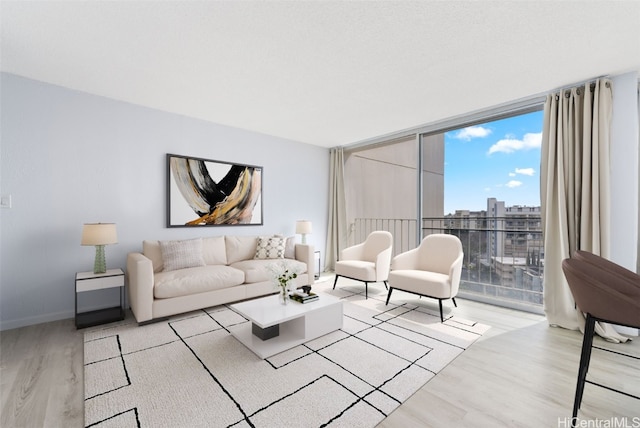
<box><xmin>352</xmin><ymin>217</ymin><xmax>544</xmax><ymax>312</ymax></box>
<box><xmin>350</xmin><ymin>218</ymin><xmax>418</xmax><ymax>257</ymax></box>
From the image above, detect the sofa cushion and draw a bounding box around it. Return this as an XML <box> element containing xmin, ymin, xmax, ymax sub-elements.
<box><xmin>154</xmin><ymin>265</ymin><xmax>245</xmax><ymax>299</ymax></box>
<box><xmin>335</xmin><ymin>260</ymin><xmax>376</xmax><ymax>282</ymax></box>
<box><xmin>388</xmin><ymin>269</ymin><xmax>451</xmax><ymax>298</ymax></box>
<box><xmin>160</xmin><ymin>238</ymin><xmax>206</xmax><ymax>272</ymax></box>
<box><xmin>231</xmin><ymin>259</ymin><xmax>307</xmax><ymax>284</ymax></box>
<box><xmin>203</xmin><ymin>236</ymin><xmax>227</xmax><ymax>265</ymax></box>
<box><xmin>254</xmin><ymin>236</ymin><xmax>286</xmax><ymax>259</ymax></box>
<box><xmin>225</xmin><ymin>236</ymin><xmax>258</xmax><ymax>264</ymax></box>
<box><xmin>143</xmin><ymin>240</ymin><xmax>164</xmax><ymax>273</ymax></box>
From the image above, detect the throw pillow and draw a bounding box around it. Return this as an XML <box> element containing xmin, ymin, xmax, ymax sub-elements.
<box><xmin>284</xmin><ymin>236</ymin><xmax>296</xmax><ymax>259</ymax></box>
<box><xmin>273</xmin><ymin>234</ymin><xmax>296</xmax><ymax>259</ymax></box>
<box><xmin>159</xmin><ymin>238</ymin><xmax>206</xmax><ymax>271</ymax></box>
<box><xmin>143</xmin><ymin>240</ymin><xmax>164</xmax><ymax>273</ymax></box>
<box><xmin>254</xmin><ymin>236</ymin><xmax>286</xmax><ymax>259</ymax></box>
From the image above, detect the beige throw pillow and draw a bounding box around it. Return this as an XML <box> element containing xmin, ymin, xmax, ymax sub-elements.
<box><xmin>273</xmin><ymin>234</ymin><xmax>296</xmax><ymax>259</ymax></box>
<box><xmin>284</xmin><ymin>236</ymin><xmax>296</xmax><ymax>259</ymax></box>
<box><xmin>254</xmin><ymin>236</ymin><xmax>286</xmax><ymax>259</ymax></box>
<box><xmin>160</xmin><ymin>238</ymin><xmax>206</xmax><ymax>271</ymax></box>
<box><xmin>143</xmin><ymin>240</ymin><xmax>164</xmax><ymax>273</ymax></box>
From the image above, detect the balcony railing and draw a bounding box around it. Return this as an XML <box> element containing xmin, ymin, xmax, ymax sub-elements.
<box><xmin>351</xmin><ymin>217</ymin><xmax>544</xmax><ymax>312</ymax></box>
<box><xmin>350</xmin><ymin>218</ymin><xmax>418</xmax><ymax>257</ymax></box>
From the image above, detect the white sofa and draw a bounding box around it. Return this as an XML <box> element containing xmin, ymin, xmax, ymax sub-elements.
<box><xmin>126</xmin><ymin>235</ymin><xmax>314</xmax><ymax>324</ymax></box>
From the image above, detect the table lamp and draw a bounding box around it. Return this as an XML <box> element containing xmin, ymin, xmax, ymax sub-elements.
<box><xmin>81</xmin><ymin>223</ymin><xmax>118</xmax><ymax>274</ymax></box>
<box><xmin>296</xmin><ymin>220</ymin><xmax>312</xmax><ymax>244</ymax></box>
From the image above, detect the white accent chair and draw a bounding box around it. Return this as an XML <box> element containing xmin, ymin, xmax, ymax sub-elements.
<box><xmin>386</xmin><ymin>234</ymin><xmax>463</xmax><ymax>322</ymax></box>
<box><xmin>333</xmin><ymin>231</ymin><xmax>393</xmax><ymax>299</ymax></box>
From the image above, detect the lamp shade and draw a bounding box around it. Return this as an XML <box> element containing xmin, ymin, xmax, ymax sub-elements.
<box><xmin>81</xmin><ymin>223</ymin><xmax>118</xmax><ymax>246</ymax></box>
<box><xmin>296</xmin><ymin>220</ymin><xmax>312</xmax><ymax>235</ymax></box>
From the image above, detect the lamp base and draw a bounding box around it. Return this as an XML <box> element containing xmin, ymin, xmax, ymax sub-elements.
<box><xmin>94</xmin><ymin>245</ymin><xmax>107</xmax><ymax>274</ymax></box>
<box><xmin>301</xmin><ymin>234</ymin><xmax>307</xmax><ymax>244</ymax></box>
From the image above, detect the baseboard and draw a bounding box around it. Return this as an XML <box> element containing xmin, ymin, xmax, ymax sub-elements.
<box><xmin>614</xmin><ymin>326</ymin><xmax>640</xmax><ymax>336</ymax></box>
<box><xmin>457</xmin><ymin>291</ymin><xmax>545</xmax><ymax>315</ymax></box>
<box><xmin>0</xmin><ymin>310</ymin><xmax>74</xmax><ymax>331</ymax></box>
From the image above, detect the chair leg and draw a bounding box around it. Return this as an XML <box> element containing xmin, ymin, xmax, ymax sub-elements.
<box><xmin>438</xmin><ymin>299</ymin><xmax>444</xmax><ymax>322</ymax></box>
<box><xmin>383</xmin><ymin>280</ymin><xmax>389</xmax><ymax>290</ymax></box>
<box><xmin>333</xmin><ymin>275</ymin><xmax>339</xmax><ymax>290</ymax></box>
<box><xmin>364</xmin><ymin>282</ymin><xmax>368</xmax><ymax>299</ymax></box>
<box><xmin>452</xmin><ymin>297</ymin><xmax>458</xmax><ymax>308</ymax></box>
<box><xmin>385</xmin><ymin>287</ymin><xmax>394</xmax><ymax>305</ymax></box>
<box><xmin>572</xmin><ymin>313</ymin><xmax>596</xmax><ymax>426</ymax></box>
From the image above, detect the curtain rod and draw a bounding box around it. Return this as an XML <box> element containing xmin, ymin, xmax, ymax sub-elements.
<box><xmin>551</xmin><ymin>76</ymin><xmax>611</xmax><ymax>99</ymax></box>
<box><xmin>550</xmin><ymin>75</ymin><xmax>610</xmax><ymax>94</ymax></box>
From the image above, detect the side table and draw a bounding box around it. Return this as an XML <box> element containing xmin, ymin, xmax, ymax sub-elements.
<box><xmin>75</xmin><ymin>268</ymin><xmax>125</xmax><ymax>329</ymax></box>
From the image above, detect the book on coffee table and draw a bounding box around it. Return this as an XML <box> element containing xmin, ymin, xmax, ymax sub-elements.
<box><xmin>289</xmin><ymin>291</ymin><xmax>319</xmax><ymax>304</ymax></box>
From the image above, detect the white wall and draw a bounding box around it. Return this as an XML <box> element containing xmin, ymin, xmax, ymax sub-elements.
<box><xmin>0</xmin><ymin>73</ymin><xmax>329</xmax><ymax>330</ymax></box>
<box><xmin>610</xmin><ymin>71</ymin><xmax>639</xmax><ymax>271</ymax></box>
<box><xmin>609</xmin><ymin>71</ymin><xmax>640</xmax><ymax>336</ymax></box>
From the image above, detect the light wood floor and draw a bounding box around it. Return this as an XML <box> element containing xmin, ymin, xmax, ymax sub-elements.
<box><xmin>380</xmin><ymin>299</ymin><xmax>640</xmax><ymax>427</ymax></box>
<box><xmin>1</xmin><ymin>290</ymin><xmax>639</xmax><ymax>427</ymax></box>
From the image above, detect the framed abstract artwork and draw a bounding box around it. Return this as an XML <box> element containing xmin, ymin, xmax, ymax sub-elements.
<box><xmin>166</xmin><ymin>153</ymin><xmax>263</xmax><ymax>227</ymax></box>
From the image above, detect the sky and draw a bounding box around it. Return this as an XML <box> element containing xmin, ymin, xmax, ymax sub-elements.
<box><xmin>444</xmin><ymin>110</ymin><xmax>543</xmax><ymax>215</ymax></box>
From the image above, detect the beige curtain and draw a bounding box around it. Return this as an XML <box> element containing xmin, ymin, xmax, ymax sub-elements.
<box><xmin>324</xmin><ymin>147</ymin><xmax>348</xmax><ymax>272</ymax></box>
<box><xmin>541</xmin><ymin>78</ymin><xmax>628</xmax><ymax>343</ymax></box>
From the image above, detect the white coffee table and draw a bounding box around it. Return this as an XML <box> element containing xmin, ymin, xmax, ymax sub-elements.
<box><xmin>228</xmin><ymin>293</ymin><xmax>343</xmax><ymax>359</ymax></box>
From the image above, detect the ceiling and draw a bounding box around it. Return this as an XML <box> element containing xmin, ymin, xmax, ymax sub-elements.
<box><xmin>2</xmin><ymin>1</ymin><xmax>639</xmax><ymax>148</ymax></box>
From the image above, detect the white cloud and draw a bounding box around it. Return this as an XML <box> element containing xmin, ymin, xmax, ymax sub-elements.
<box><xmin>506</xmin><ymin>180</ymin><xmax>523</xmax><ymax>188</ymax></box>
<box><xmin>488</xmin><ymin>132</ymin><xmax>542</xmax><ymax>155</ymax></box>
<box><xmin>509</xmin><ymin>172</ymin><xmax>516</xmax><ymax>177</ymax></box>
<box><xmin>454</xmin><ymin>126</ymin><xmax>492</xmax><ymax>141</ymax></box>
<box><xmin>514</xmin><ymin>167</ymin><xmax>535</xmax><ymax>176</ymax></box>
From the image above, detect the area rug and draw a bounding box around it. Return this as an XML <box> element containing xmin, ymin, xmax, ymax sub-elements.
<box><xmin>84</xmin><ymin>279</ymin><xmax>490</xmax><ymax>427</ymax></box>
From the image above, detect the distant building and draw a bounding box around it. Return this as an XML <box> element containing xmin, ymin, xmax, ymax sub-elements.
<box><xmin>487</xmin><ymin>198</ymin><xmax>542</xmax><ymax>259</ymax></box>
<box><xmin>447</xmin><ymin>198</ymin><xmax>542</xmax><ymax>259</ymax></box>
<box><xmin>492</xmin><ymin>256</ymin><xmax>527</xmax><ymax>282</ymax></box>
<box><xmin>444</xmin><ymin>198</ymin><xmax>544</xmax><ymax>305</ymax></box>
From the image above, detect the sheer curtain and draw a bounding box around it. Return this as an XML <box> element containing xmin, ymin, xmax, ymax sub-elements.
<box><xmin>324</xmin><ymin>147</ymin><xmax>348</xmax><ymax>272</ymax></box>
<box><xmin>541</xmin><ymin>78</ymin><xmax>628</xmax><ymax>342</ymax></box>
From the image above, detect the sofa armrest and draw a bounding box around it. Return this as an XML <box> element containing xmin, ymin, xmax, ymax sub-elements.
<box><xmin>126</xmin><ymin>252</ymin><xmax>154</xmax><ymax>323</ymax></box>
<box><xmin>375</xmin><ymin>246</ymin><xmax>393</xmax><ymax>281</ymax></box>
<box><xmin>448</xmin><ymin>252</ymin><xmax>464</xmax><ymax>297</ymax></box>
<box><xmin>295</xmin><ymin>244</ymin><xmax>314</xmax><ymax>285</ymax></box>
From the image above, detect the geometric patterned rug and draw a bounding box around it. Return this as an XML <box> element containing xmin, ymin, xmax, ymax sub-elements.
<box><xmin>84</xmin><ymin>279</ymin><xmax>489</xmax><ymax>427</ymax></box>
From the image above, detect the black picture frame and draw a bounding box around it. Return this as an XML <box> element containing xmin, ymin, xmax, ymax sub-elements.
<box><xmin>166</xmin><ymin>153</ymin><xmax>263</xmax><ymax>227</ymax></box>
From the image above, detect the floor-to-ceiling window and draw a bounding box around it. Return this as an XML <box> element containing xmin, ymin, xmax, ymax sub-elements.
<box><xmin>423</xmin><ymin>110</ymin><xmax>544</xmax><ymax>312</ymax></box>
<box><xmin>343</xmin><ymin>100</ymin><xmax>544</xmax><ymax>313</ymax></box>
